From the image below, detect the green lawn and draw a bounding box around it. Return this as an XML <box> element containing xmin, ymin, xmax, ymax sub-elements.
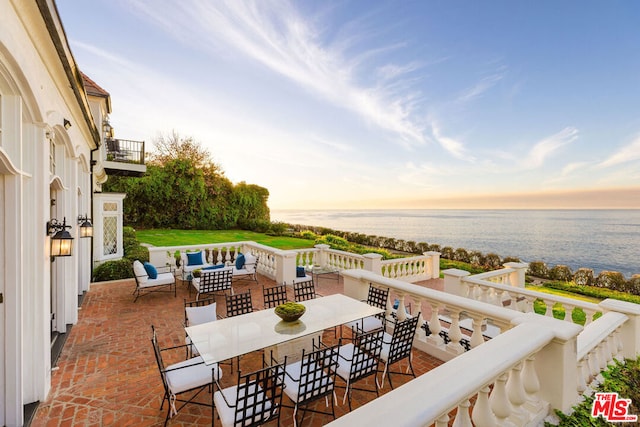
<box><xmin>135</xmin><ymin>229</ymin><xmax>316</xmax><ymax>250</ymax></box>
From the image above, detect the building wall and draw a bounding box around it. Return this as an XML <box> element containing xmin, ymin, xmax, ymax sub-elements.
<box><xmin>0</xmin><ymin>1</ymin><xmax>96</xmax><ymax>425</ymax></box>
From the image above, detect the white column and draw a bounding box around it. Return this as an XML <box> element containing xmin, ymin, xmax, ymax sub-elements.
<box><xmin>362</xmin><ymin>253</ymin><xmax>382</xmax><ymax>275</ymax></box>
<box><xmin>425</xmin><ymin>251</ymin><xmax>441</xmax><ymax>279</ymax></box>
<box><xmin>504</xmin><ymin>262</ymin><xmax>528</xmax><ymax>288</ymax></box>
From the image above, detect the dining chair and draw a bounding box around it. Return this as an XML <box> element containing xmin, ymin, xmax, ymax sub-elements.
<box><xmin>293</xmin><ymin>278</ymin><xmax>319</xmax><ymax>302</ymax></box>
<box><xmin>262</xmin><ymin>284</ymin><xmax>288</xmax><ymax>309</ymax></box>
<box><xmin>194</xmin><ymin>267</ymin><xmax>233</xmax><ymax>301</ymax></box>
<box><xmin>212</xmin><ymin>353</ymin><xmax>286</xmax><ymax>427</ymax></box>
<box><xmin>151</xmin><ymin>325</ymin><xmax>222</xmax><ymax>426</ymax></box>
<box><xmin>283</xmin><ymin>340</ymin><xmax>340</xmax><ymax>427</ymax></box>
<box><xmin>225</xmin><ymin>291</ymin><xmax>253</xmax><ymax>317</ymax></box>
<box><xmin>377</xmin><ymin>314</ymin><xmax>421</xmax><ymax>389</ymax></box>
<box><xmin>335</xmin><ymin>327</ymin><xmax>384</xmax><ymax>411</ymax></box>
<box><xmin>184</xmin><ymin>297</ymin><xmax>219</xmax><ymax>357</ymax></box>
<box><xmin>344</xmin><ymin>284</ymin><xmax>389</xmax><ymax>335</ymax></box>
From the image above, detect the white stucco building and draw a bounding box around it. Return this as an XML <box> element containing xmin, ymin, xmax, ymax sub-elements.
<box><xmin>0</xmin><ymin>2</ymin><xmax>144</xmax><ymax>425</ymax></box>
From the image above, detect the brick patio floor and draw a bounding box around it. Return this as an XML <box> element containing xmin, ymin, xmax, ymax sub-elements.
<box><xmin>32</xmin><ymin>273</ymin><xmax>444</xmax><ymax>426</ymax></box>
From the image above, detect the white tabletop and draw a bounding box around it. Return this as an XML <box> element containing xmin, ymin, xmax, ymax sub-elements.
<box><xmin>185</xmin><ymin>293</ymin><xmax>383</xmax><ymax>365</ymax></box>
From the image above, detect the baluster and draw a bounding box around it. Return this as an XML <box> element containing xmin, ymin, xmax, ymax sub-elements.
<box><xmin>543</xmin><ymin>299</ymin><xmax>554</xmax><ymax>317</ymax></box>
<box><xmin>605</xmin><ymin>335</ymin><xmax>615</xmax><ymax>365</ymax></box>
<box><xmin>470</xmin><ymin>316</ymin><xmax>485</xmax><ymax>348</ymax></box>
<box><xmin>577</xmin><ymin>359</ymin><xmax>587</xmax><ymax>392</ymax></box>
<box><xmin>613</xmin><ymin>327</ymin><xmax>624</xmax><ymax>361</ymax></box>
<box><xmin>435</xmin><ymin>413</ymin><xmax>449</xmax><ymax>427</ymax></box>
<box><xmin>597</xmin><ymin>342</ymin><xmax>608</xmax><ymax>371</ymax></box>
<box><xmin>396</xmin><ymin>294</ymin><xmax>407</xmax><ymax>322</ymax></box>
<box><xmin>447</xmin><ymin>309</ymin><xmax>463</xmax><ymax>353</ymax></box>
<box><xmin>472</xmin><ymin>386</ymin><xmax>496</xmax><ymax>427</ymax></box>
<box><xmin>507</xmin><ymin>363</ymin><xmax>527</xmax><ymax>420</ymax></box>
<box><xmin>225</xmin><ymin>247</ymin><xmax>232</xmax><ymax>264</ymax></box>
<box><xmin>427</xmin><ymin>302</ymin><xmax>443</xmax><ymax>345</ymax></box>
<box><xmin>452</xmin><ymin>399</ymin><xmax>472</xmax><ymax>427</ymax></box>
<box><xmin>583</xmin><ymin>309</ymin><xmax>595</xmax><ymax>326</ymax></box>
<box><xmin>563</xmin><ymin>305</ymin><xmax>574</xmax><ymax>322</ymax></box>
<box><xmin>490</xmin><ymin>372</ymin><xmax>512</xmax><ymax>422</ymax></box>
<box><xmin>522</xmin><ymin>355</ymin><xmax>541</xmax><ymax>403</ymax></box>
<box><xmin>588</xmin><ymin>349</ymin><xmax>599</xmax><ymax>380</ymax></box>
<box><xmin>478</xmin><ymin>285</ymin><xmax>489</xmax><ymax>303</ymax></box>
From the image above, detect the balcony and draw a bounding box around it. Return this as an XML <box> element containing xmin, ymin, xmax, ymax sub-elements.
<box><xmin>31</xmin><ymin>242</ymin><xmax>640</xmax><ymax>426</ymax></box>
<box><xmin>103</xmin><ymin>138</ymin><xmax>146</xmax><ymax>177</ymax></box>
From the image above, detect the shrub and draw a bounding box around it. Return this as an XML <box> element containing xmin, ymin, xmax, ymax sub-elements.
<box><xmin>92</xmin><ymin>259</ymin><xmax>134</xmax><ymax>282</ymax></box>
<box><xmin>453</xmin><ymin>248</ymin><xmax>470</xmax><ymax>263</ymax></box>
<box><xmin>299</xmin><ymin>230</ymin><xmax>317</xmax><ymax>240</ymax></box>
<box><xmin>595</xmin><ymin>270</ymin><xmax>627</xmax><ymax>292</ymax></box>
<box><xmin>482</xmin><ymin>253</ymin><xmax>502</xmax><ymax>270</ymax></box>
<box><xmin>441</xmin><ymin>246</ymin><xmax>454</xmax><ymax>259</ymax></box>
<box><xmin>124</xmin><ymin>245</ymin><xmax>149</xmax><ymax>263</ymax></box>
<box><xmin>549</xmin><ymin>265</ymin><xmax>572</xmax><ymax>281</ymax></box>
<box><xmin>503</xmin><ymin>256</ymin><xmax>521</xmax><ymax>263</ymax></box>
<box><xmin>268</xmin><ymin>221</ymin><xmax>289</xmax><ymax>236</ymax></box>
<box><xmin>574</xmin><ymin>268</ymin><xmax>594</xmax><ymax>286</ymax></box>
<box><xmin>469</xmin><ymin>251</ymin><xmax>484</xmax><ymax>266</ymax></box>
<box><xmin>629</xmin><ymin>275</ymin><xmax>640</xmax><ymax>295</ymax></box>
<box><xmin>528</xmin><ymin>261</ymin><xmax>549</xmax><ymax>278</ymax></box>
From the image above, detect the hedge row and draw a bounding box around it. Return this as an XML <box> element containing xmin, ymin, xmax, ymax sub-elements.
<box><xmin>528</xmin><ymin>261</ymin><xmax>640</xmax><ymax>296</ymax></box>
<box><xmin>286</xmin><ymin>223</ymin><xmax>519</xmax><ymax>271</ymax></box>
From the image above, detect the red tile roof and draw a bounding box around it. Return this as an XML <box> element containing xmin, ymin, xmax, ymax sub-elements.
<box><xmin>81</xmin><ymin>72</ymin><xmax>109</xmax><ymax>98</ymax></box>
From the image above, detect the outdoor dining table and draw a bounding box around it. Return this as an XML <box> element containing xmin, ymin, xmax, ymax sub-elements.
<box><xmin>185</xmin><ymin>293</ymin><xmax>384</xmax><ymax>365</ymax></box>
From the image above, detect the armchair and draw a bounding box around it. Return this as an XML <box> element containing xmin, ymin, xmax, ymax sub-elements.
<box><xmin>231</xmin><ymin>252</ymin><xmax>259</xmax><ymax>284</ymax></box>
<box><xmin>132</xmin><ymin>260</ymin><xmax>176</xmax><ymax>302</ymax></box>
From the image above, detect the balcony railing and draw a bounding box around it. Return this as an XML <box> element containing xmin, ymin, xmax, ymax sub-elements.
<box><xmin>105</xmin><ymin>138</ymin><xmax>145</xmax><ymax>165</ymax></box>
<box><xmin>146</xmin><ymin>241</ymin><xmax>640</xmax><ymax>426</ymax></box>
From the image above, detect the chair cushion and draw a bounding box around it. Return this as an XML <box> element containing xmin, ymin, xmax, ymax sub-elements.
<box><xmin>335</xmin><ymin>343</ymin><xmax>355</xmax><ymax>380</ymax></box>
<box><xmin>140</xmin><ymin>272</ymin><xmax>175</xmax><ymax>288</ymax></box>
<box><xmin>214</xmin><ymin>383</ymin><xmax>272</xmax><ymax>427</ymax></box>
<box><xmin>186</xmin><ymin>251</ymin><xmax>204</xmax><ymax>266</ymax></box>
<box><xmin>143</xmin><ymin>262</ymin><xmax>158</xmax><ymax>279</ymax></box>
<box><xmin>165</xmin><ymin>357</ymin><xmax>221</xmax><ymax>395</ymax></box>
<box><xmin>186</xmin><ymin>303</ymin><xmax>217</xmax><ymax>325</ymax></box>
<box><xmin>283</xmin><ymin>360</ymin><xmax>333</xmax><ymax>403</ymax></box>
<box><xmin>345</xmin><ymin>316</ymin><xmax>384</xmax><ymax>333</ymax></box>
<box><xmin>133</xmin><ymin>260</ymin><xmax>148</xmax><ymax>283</ymax></box>
<box><xmin>235</xmin><ymin>253</ymin><xmax>245</xmax><ymax>269</ymax></box>
<box><xmin>296</xmin><ymin>266</ymin><xmax>306</xmax><ymax>278</ymax></box>
<box><xmin>203</xmin><ymin>264</ymin><xmax>224</xmax><ymax>270</ymax></box>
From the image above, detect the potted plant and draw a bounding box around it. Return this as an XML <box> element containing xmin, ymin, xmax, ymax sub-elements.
<box><xmin>274</xmin><ymin>302</ymin><xmax>306</xmax><ymax>322</ymax></box>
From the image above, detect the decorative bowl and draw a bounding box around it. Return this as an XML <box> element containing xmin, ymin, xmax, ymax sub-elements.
<box><xmin>274</xmin><ymin>302</ymin><xmax>306</xmax><ymax>322</ymax></box>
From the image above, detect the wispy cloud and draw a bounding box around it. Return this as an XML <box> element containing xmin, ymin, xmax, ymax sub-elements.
<box><xmin>598</xmin><ymin>135</ymin><xmax>640</xmax><ymax>168</ymax></box>
<box><xmin>429</xmin><ymin>119</ymin><xmax>472</xmax><ymax>161</ymax></box>
<box><xmin>456</xmin><ymin>71</ymin><xmax>506</xmax><ymax>104</ymax></box>
<box><xmin>522</xmin><ymin>127</ymin><xmax>579</xmax><ymax>169</ymax></box>
<box><xmin>130</xmin><ymin>0</ymin><xmax>428</xmax><ymax>147</ymax></box>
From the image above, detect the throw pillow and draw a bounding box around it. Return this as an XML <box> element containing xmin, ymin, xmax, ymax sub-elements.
<box><xmin>235</xmin><ymin>253</ymin><xmax>245</xmax><ymax>270</ymax></box>
<box><xmin>186</xmin><ymin>251</ymin><xmax>203</xmax><ymax>266</ymax></box>
<box><xmin>296</xmin><ymin>266</ymin><xmax>306</xmax><ymax>278</ymax></box>
<box><xmin>143</xmin><ymin>262</ymin><xmax>158</xmax><ymax>279</ymax></box>
<box><xmin>203</xmin><ymin>264</ymin><xmax>225</xmax><ymax>270</ymax></box>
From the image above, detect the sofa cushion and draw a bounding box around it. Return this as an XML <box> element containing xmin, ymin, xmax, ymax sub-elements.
<box><xmin>143</xmin><ymin>262</ymin><xmax>158</xmax><ymax>279</ymax></box>
<box><xmin>187</xmin><ymin>251</ymin><xmax>204</xmax><ymax>266</ymax></box>
<box><xmin>133</xmin><ymin>260</ymin><xmax>148</xmax><ymax>283</ymax></box>
<box><xmin>296</xmin><ymin>266</ymin><xmax>306</xmax><ymax>278</ymax></box>
<box><xmin>203</xmin><ymin>264</ymin><xmax>224</xmax><ymax>271</ymax></box>
<box><xmin>235</xmin><ymin>253</ymin><xmax>245</xmax><ymax>270</ymax></box>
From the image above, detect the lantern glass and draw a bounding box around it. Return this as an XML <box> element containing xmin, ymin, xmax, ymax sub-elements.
<box><xmin>51</xmin><ymin>230</ymin><xmax>73</xmax><ymax>257</ymax></box>
<box><xmin>79</xmin><ymin>220</ymin><xmax>93</xmax><ymax>238</ymax></box>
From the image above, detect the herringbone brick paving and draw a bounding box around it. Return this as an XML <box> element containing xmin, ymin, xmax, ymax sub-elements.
<box><xmin>32</xmin><ymin>273</ymin><xmax>444</xmax><ymax>426</ymax></box>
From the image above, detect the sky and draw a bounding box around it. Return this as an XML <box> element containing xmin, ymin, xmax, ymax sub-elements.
<box><xmin>56</xmin><ymin>0</ymin><xmax>640</xmax><ymax>210</ymax></box>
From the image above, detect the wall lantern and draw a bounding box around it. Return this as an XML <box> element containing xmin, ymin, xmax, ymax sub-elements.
<box><xmin>77</xmin><ymin>214</ymin><xmax>93</xmax><ymax>238</ymax></box>
<box><xmin>63</xmin><ymin>119</ymin><xmax>72</xmax><ymax>130</ymax></box>
<box><xmin>47</xmin><ymin>217</ymin><xmax>74</xmax><ymax>260</ymax></box>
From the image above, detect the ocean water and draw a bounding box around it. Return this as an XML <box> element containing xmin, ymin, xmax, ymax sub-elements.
<box><xmin>271</xmin><ymin>209</ymin><xmax>640</xmax><ymax>278</ymax></box>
